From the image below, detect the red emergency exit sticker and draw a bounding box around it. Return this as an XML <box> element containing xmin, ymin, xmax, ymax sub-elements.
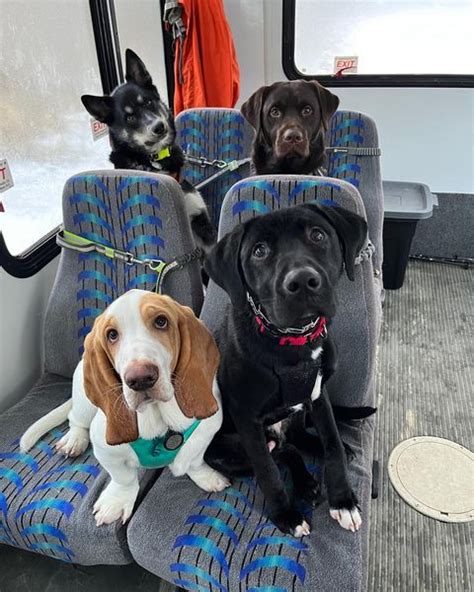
<box><xmin>90</xmin><ymin>118</ymin><xmax>108</xmax><ymax>141</ymax></box>
<box><xmin>0</xmin><ymin>158</ymin><xmax>14</xmax><ymax>193</ymax></box>
<box><xmin>334</xmin><ymin>56</ymin><xmax>358</xmax><ymax>75</ymax></box>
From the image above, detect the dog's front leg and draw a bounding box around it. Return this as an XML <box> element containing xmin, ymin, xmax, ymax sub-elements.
<box><xmin>92</xmin><ymin>444</ymin><xmax>140</xmax><ymax>527</ymax></box>
<box><xmin>170</xmin><ymin>404</ymin><xmax>230</xmax><ymax>493</ymax></box>
<box><xmin>233</xmin><ymin>417</ymin><xmax>310</xmax><ymax>537</ymax></box>
<box><xmin>310</xmin><ymin>390</ymin><xmax>362</xmax><ymax>532</ymax></box>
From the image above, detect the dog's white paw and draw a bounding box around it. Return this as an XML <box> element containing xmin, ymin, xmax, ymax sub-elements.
<box><xmin>55</xmin><ymin>428</ymin><xmax>89</xmax><ymax>457</ymax></box>
<box><xmin>293</xmin><ymin>520</ymin><xmax>311</xmax><ymax>538</ymax></box>
<box><xmin>329</xmin><ymin>506</ymin><xmax>362</xmax><ymax>532</ymax></box>
<box><xmin>93</xmin><ymin>489</ymin><xmax>136</xmax><ymax>526</ymax></box>
<box><xmin>188</xmin><ymin>464</ymin><xmax>231</xmax><ymax>492</ymax></box>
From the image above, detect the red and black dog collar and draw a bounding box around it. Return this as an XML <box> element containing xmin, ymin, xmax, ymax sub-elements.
<box><xmin>247</xmin><ymin>291</ymin><xmax>328</xmax><ymax>347</ymax></box>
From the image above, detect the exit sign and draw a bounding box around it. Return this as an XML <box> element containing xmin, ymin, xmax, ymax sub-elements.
<box><xmin>90</xmin><ymin>118</ymin><xmax>108</xmax><ymax>141</ymax></box>
<box><xmin>334</xmin><ymin>56</ymin><xmax>358</xmax><ymax>75</ymax></box>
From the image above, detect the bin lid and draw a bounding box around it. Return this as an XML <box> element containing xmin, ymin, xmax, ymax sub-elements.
<box><xmin>388</xmin><ymin>436</ymin><xmax>473</xmax><ymax>523</ymax></box>
<box><xmin>383</xmin><ymin>181</ymin><xmax>434</xmax><ymax>220</ymax></box>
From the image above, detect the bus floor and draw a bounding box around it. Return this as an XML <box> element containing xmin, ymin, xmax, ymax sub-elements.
<box><xmin>369</xmin><ymin>260</ymin><xmax>473</xmax><ymax>592</ymax></box>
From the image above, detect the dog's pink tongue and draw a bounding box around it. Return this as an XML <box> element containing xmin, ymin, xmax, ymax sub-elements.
<box><xmin>267</xmin><ymin>440</ymin><xmax>277</xmax><ymax>453</ymax></box>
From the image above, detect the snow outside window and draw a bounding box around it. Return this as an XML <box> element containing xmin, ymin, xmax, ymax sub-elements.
<box><xmin>294</xmin><ymin>0</ymin><xmax>473</xmax><ymax>77</ymax></box>
<box><xmin>1</xmin><ymin>1</ymin><xmax>110</xmax><ymax>255</ymax></box>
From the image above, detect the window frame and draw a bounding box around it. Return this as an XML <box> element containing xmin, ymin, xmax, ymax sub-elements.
<box><xmin>0</xmin><ymin>225</ymin><xmax>61</xmax><ymax>279</ymax></box>
<box><xmin>282</xmin><ymin>0</ymin><xmax>474</xmax><ymax>88</ymax></box>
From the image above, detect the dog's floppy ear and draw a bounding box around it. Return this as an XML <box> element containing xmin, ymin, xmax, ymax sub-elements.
<box><xmin>125</xmin><ymin>48</ymin><xmax>154</xmax><ymax>89</ymax></box>
<box><xmin>305</xmin><ymin>204</ymin><xmax>367</xmax><ymax>281</ymax></box>
<box><xmin>81</xmin><ymin>95</ymin><xmax>114</xmax><ymax>125</ymax></box>
<box><xmin>83</xmin><ymin>314</ymin><xmax>138</xmax><ymax>446</ymax></box>
<box><xmin>308</xmin><ymin>81</ymin><xmax>340</xmax><ymax>131</ymax></box>
<box><xmin>173</xmin><ymin>305</ymin><xmax>219</xmax><ymax>420</ymax></box>
<box><xmin>241</xmin><ymin>85</ymin><xmax>271</xmax><ymax>138</ymax></box>
<box><xmin>204</xmin><ymin>222</ymin><xmax>248</xmax><ymax>304</ymax></box>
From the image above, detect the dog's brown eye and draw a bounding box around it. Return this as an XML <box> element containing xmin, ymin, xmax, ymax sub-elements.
<box><xmin>269</xmin><ymin>107</ymin><xmax>281</xmax><ymax>118</ymax></box>
<box><xmin>309</xmin><ymin>228</ymin><xmax>325</xmax><ymax>243</ymax></box>
<box><xmin>145</xmin><ymin>99</ymin><xmax>153</xmax><ymax>107</ymax></box>
<box><xmin>126</xmin><ymin>114</ymin><xmax>135</xmax><ymax>122</ymax></box>
<box><xmin>107</xmin><ymin>328</ymin><xmax>119</xmax><ymax>343</ymax></box>
<box><xmin>302</xmin><ymin>105</ymin><xmax>313</xmax><ymax>116</ymax></box>
<box><xmin>154</xmin><ymin>315</ymin><xmax>168</xmax><ymax>329</ymax></box>
<box><xmin>252</xmin><ymin>243</ymin><xmax>269</xmax><ymax>259</ymax></box>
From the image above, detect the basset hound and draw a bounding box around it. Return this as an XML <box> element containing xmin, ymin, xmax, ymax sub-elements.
<box><xmin>20</xmin><ymin>290</ymin><xmax>229</xmax><ymax>526</ymax></box>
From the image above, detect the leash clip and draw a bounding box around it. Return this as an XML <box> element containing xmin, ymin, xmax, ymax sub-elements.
<box><xmin>212</xmin><ymin>159</ymin><xmax>228</xmax><ymax>169</ymax></box>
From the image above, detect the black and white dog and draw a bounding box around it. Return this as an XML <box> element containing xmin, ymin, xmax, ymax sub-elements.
<box><xmin>81</xmin><ymin>49</ymin><xmax>216</xmax><ymax>248</ymax></box>
<box><xmin>204</xmin><ymin>203</ymin><xmax>375</xmax><ymax>537</ymax></box>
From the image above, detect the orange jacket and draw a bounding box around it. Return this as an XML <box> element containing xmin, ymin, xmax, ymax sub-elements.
<box><xmin>173</xmin><ymin>0</ymin><xmax>240</xmax><ymax>114</ymax></box>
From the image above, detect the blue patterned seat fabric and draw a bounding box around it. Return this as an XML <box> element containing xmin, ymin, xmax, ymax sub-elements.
<box><xmin>325</xmin><ymin>110</ymin><xmax>384</xmax><ymax>277</ymax></box>
<box><xmin>127</xmin><ymin>175</ymin><xmax>381</xmax><ymax>591</ymax></box>
<box><xmin>0</xmin><ymin>170</ymin><xmax>203</xmax><ymax>565</ymax></box>
<box><xmin>175</xmin><ymin>108</ymin><xmax>255</xmax><ymax>227</ymax></box>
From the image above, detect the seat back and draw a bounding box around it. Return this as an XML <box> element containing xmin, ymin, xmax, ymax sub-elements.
<box><xmin>326</xmin><ymin>110</ymin><xmax>384</xmax><ymax>275</ymax></box>
<box><xmin>201</xmin><ymin>176</ymin><xmax>382</xmax><ymax>407</ymax></box>
<box><xmin>44</xmin><ymin>170</ymin><xmax>203</xmax><ymax>378</ymax></box>
<box><xmin>175</xmin><ymin>108</ymin><xmax>255</xmax><ymax>226</ymax></box>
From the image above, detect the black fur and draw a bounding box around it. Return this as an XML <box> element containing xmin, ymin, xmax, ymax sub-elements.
<box><xmin>204</xmin><ymin>204</ymin><xmax>374</xmax><ymax>536</ymax></box>
<box><xmin>81</xmin><ymin>49</ymin><xmax>215</xmax><ymax>249</ymax></box>
<box><xmin>241</xmin><ymin>80</ymin><xmax>339</xmax><ymax>175</ymax></box>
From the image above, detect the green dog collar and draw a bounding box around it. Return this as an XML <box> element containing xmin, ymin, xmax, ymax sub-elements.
<box><xmin>129</xmin><ymin>420</ymin><xmax>200</xmax><ymax>469</ymax></box>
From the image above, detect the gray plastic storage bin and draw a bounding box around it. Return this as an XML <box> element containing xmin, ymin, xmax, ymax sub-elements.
<box><xmin>383</xmin><ymin>181</ymin><xmax>434</xmax><ymax>289</ymax></box>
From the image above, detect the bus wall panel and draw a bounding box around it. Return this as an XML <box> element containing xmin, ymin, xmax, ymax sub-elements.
<box><xmin>0</xmin><ymin>259</ymin><xmax>58</xmax><ymax>413</ymax></box>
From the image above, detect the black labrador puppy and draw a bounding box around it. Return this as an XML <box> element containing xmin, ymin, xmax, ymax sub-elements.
<box><xmin>204</xmin><ymin>203</ymin><xmax>373</xmax><ymax>537</ymax></box>
<box><xmin>241</xmin><ymin>80</ymin><xmax>339</xmax><ymax>175</ymax></box>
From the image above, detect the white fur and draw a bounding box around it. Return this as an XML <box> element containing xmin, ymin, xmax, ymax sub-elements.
<box><xmin>311</xmin><ymin>371</ymin><xmax>323</xmax><ymax>402</ymax></box>
<box><xmin>20</xmin><ymin>400</ymin><xmax>72</xmax><ymax>452</ymax></box>
<box><xmin>330</xmin><ymin>507</ymin><xmax>362</xmax><ymax>532</ymax></box>
<box><xmin>311</xmin><ymin>346</ymin><xmax>322</xmax><ymax>361</ymax></box>
<box><xmin>291</xmin><ymin>403</ymin><xmax>304</xmax><ymax>412</ymax></box>
<box><xmin>20</xmin><ymin>290</ymin><xmax>227</xmax><ymax>526</ymax></box>
<box><xmin>183</xmin><ymin>187</ymin><xmax>207</xmax><ymax>219</ymax></box>
<box><xmin>294</xmin><ymin>520</ymin><xmax>311</xmax><ymax>538</ymax></box>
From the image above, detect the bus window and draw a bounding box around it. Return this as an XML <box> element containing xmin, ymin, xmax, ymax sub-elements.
<box><xmin>113</xmin><ymin>0</ymin><xmax>168</xmax><ymax>103</ymax></box>
<box><xmin>291</xmin><ymin>0</ymin><xmax>473</xmax><ymax>77</ymax></box>
<box><xmin>0</xmin><ymin>1</ymin><xmax>110</xmax><ymax>255</ymax></box>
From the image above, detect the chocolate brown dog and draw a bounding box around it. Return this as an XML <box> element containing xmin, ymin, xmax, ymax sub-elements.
<box><xmin>241</xmin><ymin>80</ymin><xmax>339</xmax><ymax>175</ymax></box>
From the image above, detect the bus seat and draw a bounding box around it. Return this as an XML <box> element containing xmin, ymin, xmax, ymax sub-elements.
<box><xmin>45</xmin><ymin>170</ymin><xmax>203</xmax><ymax>379</ymax></box>
<box><xmin>0</xmin><ymin>170</ymin><xmax>203</xmax><ymax>565</ymax></box>
<box><xmin>176</xmin><ymin>108</ymin><xmax>255</xmax><ymax>226</ymax></box>
<box><xmin>176</xmin><ymin>107</ymin><xmax>384</xmax><ymax>286</ymax></box>
<box><xmin>326</xmin><ymin>110</ymin><xmax>384</xmax><ymax>278</ymax></box>
<box><xmin>127</xmin><ymin>176</ymin><xmax>381</xmax><ymax>592</ymax></box>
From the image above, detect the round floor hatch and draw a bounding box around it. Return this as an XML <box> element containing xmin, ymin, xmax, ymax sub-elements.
<box><xmin>388</xmin><ymin>436</ymin><xmax>474</xmax><ymax>523</ymax></box>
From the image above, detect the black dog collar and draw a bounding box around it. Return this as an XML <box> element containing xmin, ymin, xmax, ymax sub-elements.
<box><xmin>246</xmin><ymin>291</ymin><xmax>327</xmax><ymax>347</ymax></box>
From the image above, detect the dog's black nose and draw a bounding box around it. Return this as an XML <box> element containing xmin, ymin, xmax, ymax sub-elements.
<box><xmin>124</xmin><ymin>363</ymin><xmax>159</xmax><ymax>391</ymax></box>
<box><xmin>282</xmin><ymin>128</ymin><xmax>304</xmax><ymax>144</ymax></box>
<box><xmin>283</xmin><ymin>268</ymin><xmax>321</xmax><ymax>295</ymax></box>
<box><xmin>152</xmin><ymin>121</ymin><xmax>166</xmax><ymax>136</ymax></box>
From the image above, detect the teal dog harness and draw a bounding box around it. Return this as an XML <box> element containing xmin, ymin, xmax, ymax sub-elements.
<box><xmin>129</xmin><ymin>420</ymin><xmax>201</xmax><ymax>469</ymax></box>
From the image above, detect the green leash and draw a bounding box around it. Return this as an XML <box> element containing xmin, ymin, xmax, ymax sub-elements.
<box><xmin>57</xmin><ymin>229</ymin><xmax>202</xmax><ymax>293</ymax></box>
